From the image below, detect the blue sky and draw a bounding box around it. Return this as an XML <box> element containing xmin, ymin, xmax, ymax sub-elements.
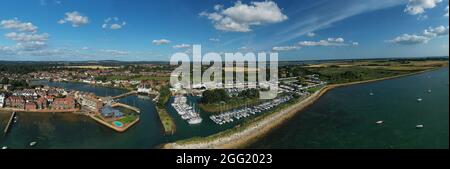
<box><xmin>0</xmin><ymin>0</ymin><xmax>448</xmax><ymax>61</ymax></box>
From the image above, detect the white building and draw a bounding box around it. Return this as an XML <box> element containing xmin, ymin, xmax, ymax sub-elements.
<box><xmin>137</xmin><ymin>85</ymin><xmax>153</xmax><ymax>94</ymax></box>
<box><xmin>0</xmin><ymin>94</ymin><xmax>5</xmax><ymax>108</ymax></box>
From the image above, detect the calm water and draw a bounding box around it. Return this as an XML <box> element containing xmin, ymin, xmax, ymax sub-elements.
<box><xmin>250</xmin><ymin>68</ymin><xmax>449</xmax><ymax>149</ymax></box>
<box><xmin>0</xmin><ymin>82</ymin><xmax>237</xmax><ymax>149</ymax></box>
<box><xmin>0</xmin><ymin>68</ymin><xmax>448</xmax><ymax>149</ymax></box>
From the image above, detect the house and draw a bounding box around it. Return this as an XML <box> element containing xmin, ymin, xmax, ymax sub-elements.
<box><xmin>36</xmin><ymin>97</ymin><xmax>48</xmax><ymax>109</ymax></box>
<box><xmin>25</xmin><ymin>102</ymin><xmax>37</xmax><ymax>110</ymax></box>
<box><xmin>5</xmin><ymin>96</ymin><xmax>25</xmax><ymax>109</ymax></box>
<box><xmin>100</xmin><ymin>105</ymin><xmax>124</xmax><ymax>118</ymax></box>
<box><xmin>137</xmin><ymin>84</ymin><xmax>153</xmax><ymax>94</ymax></box>
<box><xmin>81</xmin><ymin>95</ymin><xmax>103</xmax><ymax>111</ymax></box>
<box><xmin>51</xmin><ymin>97</ymin><xmax>76</xmax><ymax>110</ymax></box>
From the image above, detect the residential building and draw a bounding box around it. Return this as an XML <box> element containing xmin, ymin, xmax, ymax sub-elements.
<box><xmin>5</xmin><ymin>96</ymin><xmax>25</xmax><ymax>109</ymax></box>
<box><xmin>51</xmin><ymin>97</ymin><xmax>76</xmax><ymax>110</ymax></box>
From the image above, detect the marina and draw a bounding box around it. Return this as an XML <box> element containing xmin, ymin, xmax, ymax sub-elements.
<box><xmin>171</xmin><ymin>95</ymin><xmax>203</xmax><ymax>125</ymax></box>
<box><xmin>210</xmin><ymin>95</ymin><xmax>294</xmax><ymax>125</ymax></box>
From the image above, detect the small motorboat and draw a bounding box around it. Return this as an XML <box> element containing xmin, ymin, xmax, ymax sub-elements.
<box><xmin>29</xmin><ymin>141</ymin><xmax>37</xmax><ymax>147</ymax></box>
<box><xmin>1</xmin><ymin>146</ymin><xmax>7</xmax><ymax>150</ymax></box>
<box><xmin>416</xmin><ymin>124</ymin><xmax>424</xmax><ymax>129</ymax></box>
<box><xmin>427</xmin><ymin>90</ymin><xmax>432</xmax><ymax>93</ymax></box>
<box><xmin>369</xmin><ymin>92</ymin><xmax>374</xmax><ymax>96</ymax></box>
<box><xmin>376</xmin><ymin>121</ymin><xmax>384</xmax><ymax>125</ymax></box>
<box><xmin>417</xmin><ymin>98</ymin><xmax>423</xmax><ymax>102</ymax></box>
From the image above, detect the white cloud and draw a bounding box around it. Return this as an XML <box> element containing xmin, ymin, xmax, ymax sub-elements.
<box><xmin>5</xmin><ymin>32</ymin><xmax>49</xmax><ymax>42</ymax></box>
<box><xmin>100</xmin><ymin>49</ymin><xmax>129</xmax><ymax>56</ymax></box>
<box><xmin>445</xmin><ymin>6</ymin><xmax>449</xmax><ymax>17</ymax></box>
<box><xmin>389</xmin><ymin>25</ymin><xmax>449</xmax><ymax>45</ymax></box>
<box><xmin>272</xmin><ymin>46</ymin><xmax>300</xmax><ymax>51</ymax></box>
<box><xmin>110</xmin><ymin>24</ymin><xmax>122</xmax><ymax>30</ymax></box>
<box><xmin>0</xmin><ymin>18</ymin><xmax>50</xmax><ymax>52</ymax></box>
<box><xmin>102</xmin><ymin>17</ymin><xmax>126</xmax><ymax>30</ymax></box>
<box><xmin>200</xmin><ymin>1</ymin><xmax>288</xmax><ymax>32</ymax></box>
<box><xmin>81</xmin><ymin>46</ymin><xmax>89</xmax><ymax>50</ymax></box>
<box><xmin>173</xmin><ymin>44</ymin><xmax>191</xmax><ymax>49</ymax></box>
<box><xmin>0</xmin><ymin>18</ymin><xmax>38</xmax><ymax>33</ymax></box>
<box><xmin>209</xmin><ymin>38</ymin><xmax>220</xmax><ymax>42</ymax></box>
<box><xmin>352</xmin><ymin>42</ymin><xmax>359</xmax><ymax>46</ymax></box>
<box><xmin>422</xmin><ymin>25</ymin><xmax>449</xmax><ymax>37</ymax></box>
<box><xmin>388</xmin><ymin>34</ymin><xmax>430</xmax><ymax>45</ymax></box>
<box><xmin>404</xmin><ymin>0</ymin><xmax>442</xmax><ymax>15</ymax></box>
<box><xmin>58</xmin><ymin>11</ymin><xmax>90</xmax><ymax>27</ymax></box>
<box><xmin>299</xmin><ymin>37</ymin><xmax>347</xmax><ymax>47</ymax></box>
<box><xmin>152</xmin><ymin>39</ymin><xmax>171</xmax><ymax>45</ymax></box>
<box><xmin>306</xmin><ymin>32</ymin><xmax>316</xmax><ymax>37</ymax></box>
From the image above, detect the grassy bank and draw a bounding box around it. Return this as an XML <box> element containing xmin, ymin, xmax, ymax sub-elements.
<box><xmin>156</xmin><ymin>85</ymin><xmax>176</xmax><ymax>135</ymax></box>
<box><xmin>156</xmin><ymin>107</ymin><xmax>176</xmax><ymax>134</ymax></box>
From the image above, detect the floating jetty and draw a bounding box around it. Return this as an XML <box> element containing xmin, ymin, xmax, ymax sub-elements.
<box><xmin>210</xmin><ymin>95</ymin><xmax>293</xmax><ymax>125</ymax></box>
<box><xmin>111</xmin><ymin>91</ymin><xmax>138</xmax><ymax>99</ymax></box>
<box><xmin>111</xmin><ymin>102</ymin><xmax>141</xmax><ymax>113</ymax></box>
<box><xmin>3</xmin><ymin>112</ymin><xmax>16</xmax><ymax>134</ymax></box>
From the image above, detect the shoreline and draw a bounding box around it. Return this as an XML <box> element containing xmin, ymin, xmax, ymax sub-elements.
<box><xmin>162</xmin><ymin>67</ymin><xmax>445</xmax><ymax>149</ymax></box>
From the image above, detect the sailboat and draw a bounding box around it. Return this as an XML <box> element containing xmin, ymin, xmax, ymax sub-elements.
<box><xmin>29</xmin><ymin>141</ymin><xmax>37</xmax><ymax>147</ymax></box>
<box><xmin>416</xmin><ymin>124</ymin><xmax>424</xmax><ymax>129</ymax></box>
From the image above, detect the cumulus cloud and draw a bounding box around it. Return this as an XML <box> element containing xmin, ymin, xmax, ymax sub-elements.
<box><xmin>422</xmin><ymin>25</ymin><xmax>449</xmax><ymax>37</ymax></box>
<box><xmin>5</xmin><ymin>32</ymin><xmax>49</xmax><ymax>42</ymax></box>
<box><xmin>299</xmin><ymin>37</ymin><xmax>348</xmax><ymax>47</ymax></box>
<box><xmin>389</xmin><ymin>25</ymin><xmax>449</xmax><ymax>45</ymax></box>
<box><xmin>58</xmin><ymin>11</ymin><xmax>90</xmax><ymax>27</ymax></box>
<box><xmin>200</xmin><ymin>1</ymin><xmax>288</xmax><ymax>32</ymax></box>
<box><xmin>388</xmin><ymin>34</ymin><xmax>430</xmax><ymax>45</ymax></box>
<box><xmin>445</xmin><ymin>6</ymin><xmax>449</xmax><ymax>17</ymax></box>
<box><xmin>272</xmin><ymin>46</ymin><xmax>300</xmax><ymax>51</ymax></box>
<box><xmin>306</xmin><ymin>32</ymin><xmax>316</xmax><ymax>37</ymax></box>
<box><xmin>173</xmin><ymin>44</ymin><xmax>191</xmax><ymax>49</ymax></box>
<box><xmin>102</xmin><ymin>17</ymin><xmax>126</xmax><ymax>30</ymax></box>
<box><xmin>404</xmin><ymin>0</ymin><xmax>442</xmax><ymax>15</ymax></box>
<box><xmin>152</xmin><ymin>39</ymin><xmax>171</xmax><ymax>45</ymax></box>
<box><xmin>0</xmin><ymin>18</ymin><xmax>49</xmax><ymax>52</ymax></box>
<box><xmin>0</xmin><ymin>18</ymin><xmax>38</xmax><ymax>33</ymax></box>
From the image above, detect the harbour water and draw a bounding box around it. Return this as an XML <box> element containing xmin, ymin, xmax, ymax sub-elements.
<box><xmin>0</xmin><ymin>82</ymin><xmax>237</xmax><ymax>148</ymax></box>
<box><xmin>249</xmin><ymin>68</ymin><xmax>449</xmax><ymax>149</ymax></box>
<box><xmin>0</xmin><ymin>68</ymin><xmax>448</xmax><ymax>149</ymax></box>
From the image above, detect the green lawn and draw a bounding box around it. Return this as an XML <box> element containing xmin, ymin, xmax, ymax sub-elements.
<box><xmin>117</xmin><ymin>114</ymin><xmax>139</xmax><ymax>124</ymax></box>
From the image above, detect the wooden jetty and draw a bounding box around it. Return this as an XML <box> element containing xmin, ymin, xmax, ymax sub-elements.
<box><xmin>3</xmin><ymin>112</ymin><xmax>16</xmax><ymax>134</ymax></box>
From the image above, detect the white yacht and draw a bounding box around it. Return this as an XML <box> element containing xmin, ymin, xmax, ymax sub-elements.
<box><xmin>188</xmin><ymin>117</ymin><xmax>203</xmax><ymax>124</ymax></box>
<box><xmin>29</xmin><ymin>141</ymin><xmax>37</xmax><ymax>147</ymax></box>
<box><xmin>416</xmin><ymin>124</ymin><xmax>424</xmax><ymax>129</ymax></box>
